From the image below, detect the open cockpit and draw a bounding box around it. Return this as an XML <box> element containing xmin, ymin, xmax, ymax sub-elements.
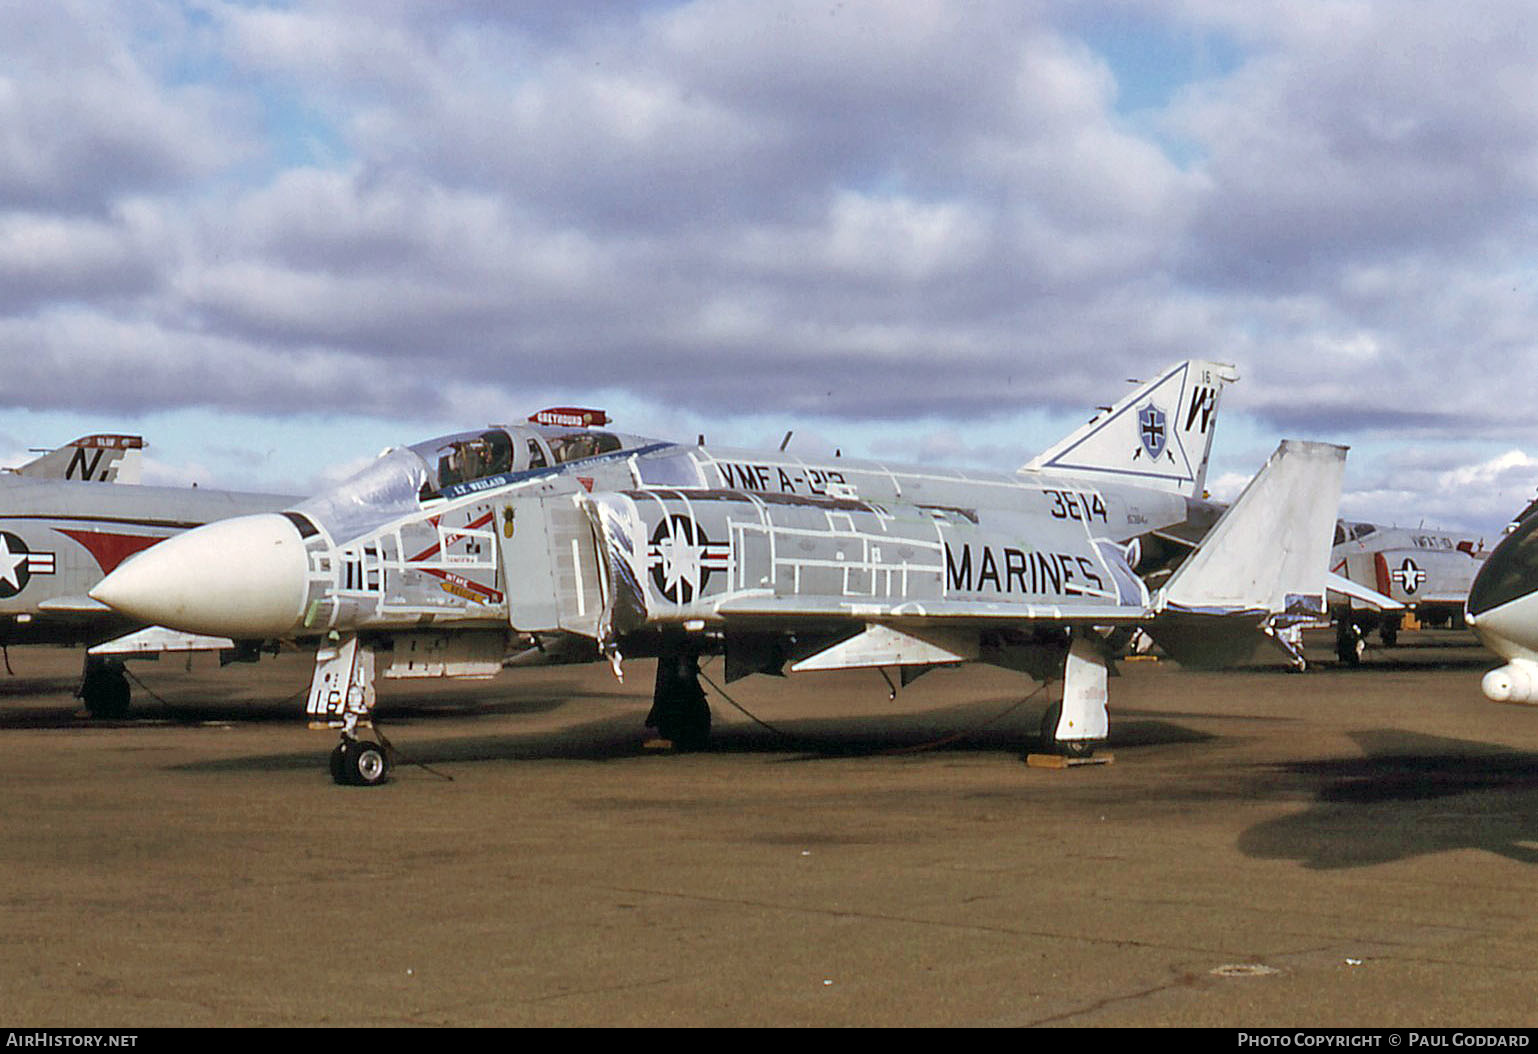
<box><xmin>283</xmin><ymin>409</ymin><xmax>656</xmax><ymax>545</ymax></box>
<box><xmin>414</xmin><ymin>425</ymin><xmax>631</xmax><ymax>498</ymax></box>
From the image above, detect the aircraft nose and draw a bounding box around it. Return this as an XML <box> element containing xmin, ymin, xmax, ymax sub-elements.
<box><xmin>1467</xmin><ymin>588</ymin><xmax>1538</xmax><ymax>663</ymax></box>
<box><xmin>90</xmin><ymin>513</ymin><xmax>310</xmax><ymax>638</ymax></box>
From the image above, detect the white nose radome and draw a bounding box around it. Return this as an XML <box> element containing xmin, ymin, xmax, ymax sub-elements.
<box><xmin>91</xmin><ymin>513</ymin><xmax>309</xmax><ymax>638</ymax></box>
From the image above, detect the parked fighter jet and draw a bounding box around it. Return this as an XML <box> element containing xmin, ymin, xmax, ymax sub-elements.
<box><xmin>0</xmin><ymin>437</ymin><xmax>291</xmax><ymax>713</ymax></box>
<box><xmin>91</xmin><ymin>362</ymin><xmax>1345</xmax><ymax>785</ymax></box>
<box><xmin>1464</xmin><ymin>512</ymin><xmax>1538</xmax><ymax>704</ymax></box>
<box><xmin>1330</xmin><ymin>521</ymin><xmax>1487</xmax><ymax>663</ymax></box>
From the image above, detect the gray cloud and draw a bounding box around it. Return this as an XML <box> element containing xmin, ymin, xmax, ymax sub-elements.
<box><xmin>3</xmin><ymin>1</ymin><xmax>1538</xmax><ymax>534</ymax></box>
<box><xmin>0</xmin><ymin>3</ymin><xmax>250</xmax><ymax>214</ymax></box>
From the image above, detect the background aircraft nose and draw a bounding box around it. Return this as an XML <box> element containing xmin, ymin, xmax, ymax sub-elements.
<box><xmin>90</xmin><ymin>513</ymin><xmax>310</xmax><ymax>638</ymax></box>
<box><xmin>1467</xmin><ymin>586</ymin><xmax>1538</xmax><ymax>663</ymax></box>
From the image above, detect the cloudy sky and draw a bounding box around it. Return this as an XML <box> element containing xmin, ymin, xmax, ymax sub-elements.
<box><xmin>2</xmin><ymin>0</ymin><xmax>1536</xmax><ymax>538</ymax></box>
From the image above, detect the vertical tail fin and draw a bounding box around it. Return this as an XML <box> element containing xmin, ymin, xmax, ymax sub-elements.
<box><xmin>1160</xmin><ymin>440</ymin><xmax>1346</xmax><ymax>617</ymax></box>
<box><xmin>1023</xmin><ymin>360</ymin><xmax>1238</xmax><ymax>498</ymax></box>
<box><xmin>6</xmin><ymin>435</ymin><xmax>144</xmax><ymax>483</ymax></box>
<box><xmin>1146</xmin><ymin>440</ymin><xmax>1347</xmax><ymax>669</ymax></box>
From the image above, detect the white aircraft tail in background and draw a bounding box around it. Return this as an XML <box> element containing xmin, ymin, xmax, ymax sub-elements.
<box><xmin>5</xmin><ymin>435</ymin><xmax>145</xmax><ymax>483</ymax></box>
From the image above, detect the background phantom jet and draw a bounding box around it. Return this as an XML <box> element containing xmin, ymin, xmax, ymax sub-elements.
<box><xmin>1329</xmin><ymin>520</ymin><xmax>1488</xmax><ymax>663</ymax></box>
<box><xmin>93</xmin><ymin>362</ymin><xmax>1345</xmax><ymax>786</ymax></box>
<box><xmin>0</xmin><ymin>435</ymin><xmax>292</xmax><ymax>714</ymax></box>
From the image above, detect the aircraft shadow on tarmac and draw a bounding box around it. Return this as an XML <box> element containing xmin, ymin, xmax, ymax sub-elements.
<box><xmin>166</xmin><ymin>696</ymin><xmax>1218</xmax><ymax>777</ymax></box>
<box><xmin>0</xmin><ymin>672</ymin><xmax>626</xmax><ymax>729</ymax></box>
<box><xmin>685</xmin><ymin>709</ymin><xmax>1215</xmax><ymax>762</ymax></box>
<box><xmin>1228</xmin><ymin>653</ymin><xmax>1490</xmax><ymax>677</ymax></box>
<box><xmin>1324</xmin><ymin>654</ymin><xmax>1492</xmax><ymax>674</ymax></box>
<box><xmin>0</xmin><ymin>675</ymin><xmax>75</xmax><ymax>701</ymax></box>
<box><xmin>1237</xmin><ymin>729</ymin><xmax>1538</xmax><ymax>869</ymax></box>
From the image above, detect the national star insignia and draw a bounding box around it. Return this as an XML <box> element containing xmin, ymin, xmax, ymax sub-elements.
<box><xmin>0</xmin><ymin>532</ymin><xmax>30</xmax><ymax>594</ymax></box>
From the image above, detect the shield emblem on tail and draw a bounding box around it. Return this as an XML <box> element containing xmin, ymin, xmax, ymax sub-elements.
<box><xmin>1138</xmin><ymin>404</ymin><xmax>1167</xmax><ymax>460</ymax></box>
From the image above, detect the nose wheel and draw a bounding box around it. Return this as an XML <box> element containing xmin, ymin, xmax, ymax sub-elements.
<box><xmin>331</xmin><ymin>736</ymin><xmax>391</xmax><ymax>786</ymax></box>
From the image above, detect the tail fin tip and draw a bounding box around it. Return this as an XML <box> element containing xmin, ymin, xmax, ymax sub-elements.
<box><xmin>8</xmin><ymin>434</ymin><xmax>145</xmax><ymax>483</ymax></box>
<box><xmin>1024</xmin><ymin>359</ymin><xmax>1239</xmax><ymax>498</ymax></box>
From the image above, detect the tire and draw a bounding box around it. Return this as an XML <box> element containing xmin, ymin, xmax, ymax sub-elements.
<box><xmin>656</xmin><ymin>695</ymin><xmax>711</xmax><ymax>751</ymax></box>
<box><xmin>81</xmin><ymin>659</ymin><xmax>131</xmax><ymax>719</ymax></box>
<box><xmin>332</xmin><ymin>739</ymin><xmax>390</xmax><ymax>786</ymax></box>
<box><xmin>349</xmin><ymin>740</ymin><xmax>391</xmax><ymax>786</ymax></box>
<box><xmin>649</xmin><ymin>651</ymin><xmax>712</xmax><ymax>750</ymax></box>
<box><xmin>1335</xmin><ymin>621</ymin><xmax>1363</xmax><ymax>666</ymax></box>
<box><xmin>1039</xmin><ymin>702</ymin><xmax>1094</xmax><ymax>758</ymax></box>
<box><xmin>329</xmin><ymin>742</ymin><xmax>351</xmax><ymax>785</ymax></box>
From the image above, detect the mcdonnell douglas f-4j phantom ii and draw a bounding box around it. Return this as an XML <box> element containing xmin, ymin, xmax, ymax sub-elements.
<box><xmin>1330</xmin><ymin>521</ymin><xmax>1487</xmax><ymax>663</ymax></box>
<box><xmin>92</xmin><ymin>361</ymin><xmax>1346</xmax><ymax>785</ymax></box>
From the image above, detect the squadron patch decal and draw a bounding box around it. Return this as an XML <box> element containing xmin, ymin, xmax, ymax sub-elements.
<box><xmin>1136</xmin><ymin>403</ymin><xmax>1168</xmax><ymax>461</ymax></box>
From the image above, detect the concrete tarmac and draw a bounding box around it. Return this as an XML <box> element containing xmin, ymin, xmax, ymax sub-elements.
<box><xmin>2</xmin><ymin>632</ymin><xmax>1536</xmax><ymax>1027</ymax></box>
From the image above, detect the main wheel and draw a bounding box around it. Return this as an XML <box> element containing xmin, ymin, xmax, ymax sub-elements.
<box><xmin>1379</xmin><ymin>614</ymin><xmax>1402</xmax><ymax>648</ymax></box>
<box><xmin>1335</xmin><ymin>620</ymin><xmax>1364</xmax><ymax>666</ymax></box>
<box><xmin>1039</xmin><ymin>702</ymin><xmax>1094</xmax><ymax>758</ymax></box>
<box><xmin>80</xmin><ymin>658</ymin><xmax>131</xmax><ymax>719</ymax></box>
<box><xmin>648</xmin><ymin>651</ymin><xmax>712</xmax><ymax>750</ymax></box>
<box><xmin>655</xmin><ymin>694</ymin><xmax>711</xmax><ymax>751</ymax></box>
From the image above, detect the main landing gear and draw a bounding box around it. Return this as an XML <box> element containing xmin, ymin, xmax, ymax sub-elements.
<box><xmin>1335</xmin><ymin>618</ymin><xmax>1365</xmax><ymax>666</ymax></box>
<box><xmin>1039</xmin><ymin>701</ymin><xmax>1095</xmax><ymax>758</ymax></box>
<box><xmin>79</xmin><ymin>656</ymin><xmax>131</xmax><ymax>718</ymax></box>
<box><xmin>647</xmin><ymin>647</ymin><xmax>712</xmax><ymax>750</ymax></box>
<box><xmin>1378</xmin><ymin>613</ymin><xmax>1401</xmax><ymax>648</ymax></box>
<box><xmin>1037</xmin><ymin>634</ymin><xmax>1110</xmax><ymax>759</ymax></box>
